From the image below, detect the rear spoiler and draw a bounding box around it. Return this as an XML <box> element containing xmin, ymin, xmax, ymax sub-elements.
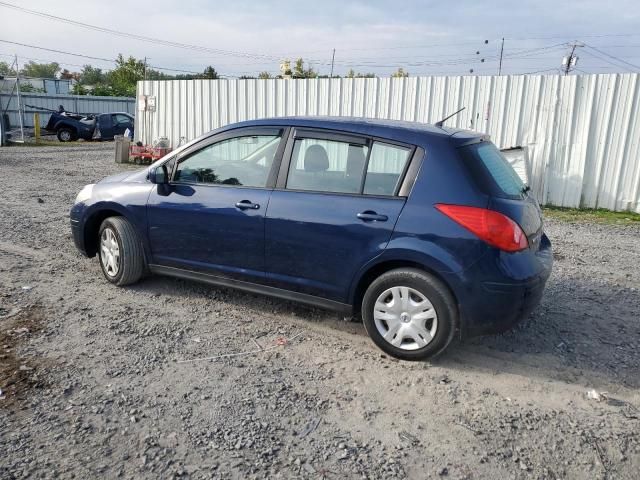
<box><xmin>449</xmin><ymin>131</ymin><xmax>491</xmax><ymax>148</ymax></box>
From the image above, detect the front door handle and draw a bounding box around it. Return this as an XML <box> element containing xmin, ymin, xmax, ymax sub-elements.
<box><xmin>357</xmin><ymin>211</ymin><xmax>388</xmax><ymax>222</ymax></box>
<box><xmin>235</xmin><ymin>200</ymin><xmax>260</xmax><ymax>210</ymax></box>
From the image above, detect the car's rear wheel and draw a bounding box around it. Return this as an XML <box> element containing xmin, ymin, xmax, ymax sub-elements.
<box><xmin>57</xmin><ymin>128</ymin><xmax>76</xmax><ymax>142</ymax></box>
<box><xmin>361</xmin><ymin>268</ymin><xmax>457</xmax><ymax>360</ymax></box>
<box><xmin>98</xmin><ymin>217</ymin><xmax>144</xmax><ymax>286</ymax></box>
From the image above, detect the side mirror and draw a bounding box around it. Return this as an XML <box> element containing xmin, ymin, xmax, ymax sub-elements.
<box><xmin>149</xmin><ymin>164</ymin><xmax>169</xmax><ymax>184</ymax></box>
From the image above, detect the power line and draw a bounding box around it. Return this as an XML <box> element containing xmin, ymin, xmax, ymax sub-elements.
<box><xmin>580</xmin><ymin>48</ymin><xmax>637</xmax><ymax>73</ymax></box>
<box><xmin>582</xmin><ymin>43</ymin><xmax>640</xmax><ymax>71</ymax></box>
<box><xmin>0</xmin><ymin>1</ymin><xmax>280</xmax><ymax>61</ymax></box>
<box><xmin>0</xmin><ymin>39</ymin><xmax>231</xmax><ymax>77</ymax></box>
<box><xmin>0</xmin><ymin>39</ymin><xmax>113</xmax><ymax>63</ymax></box>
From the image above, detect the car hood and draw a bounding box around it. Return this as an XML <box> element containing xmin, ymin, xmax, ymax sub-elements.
<box><xmin>98</xmin><ymin>168</ymin><xmax>148</xmax><ymax>184</ymax></box>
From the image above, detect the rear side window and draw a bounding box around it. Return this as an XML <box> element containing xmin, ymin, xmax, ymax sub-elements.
<box><xmin>287</xmin><ymin>138</ymin><xmax>369</xmax><ymax>194</ymax></box>
<box><xmin>364</xmin><ymin>142</ymin><xmax>412</xmax><ymax>196</ymax></box>
<box><xmin>286</xmin><ymin>137</ymin><xmax>411</xmax><ymax>196</ymax></box>
<box><xmin>461</xmin><ymin>142</ymin><xmax>524</xmax><ymax>197</ymax></box>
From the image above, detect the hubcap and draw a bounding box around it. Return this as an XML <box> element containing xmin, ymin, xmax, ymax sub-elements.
<box><xmin>100</xmin><ymin>228</ymin><xmax>120</xmax><ymax>277</ymax></box>
<box><xmin>60</xmin><ymin>131</ymin><xmax>71</xmax><ymax>141</ymax></box>
<box><xmin>373</xmin><ymin>286</ymin><xmax>438</xmax><ymax>351</ymax></box>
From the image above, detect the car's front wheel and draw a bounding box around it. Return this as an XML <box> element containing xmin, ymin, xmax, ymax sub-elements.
<box><xmin>361</xmin><ymin>268</ymin><xmax>457</xmax><ymax>360</ymax></box>
<box><xmin>98</xmin><ymin>217</ymin><xmax>145</xmax><ymax>286</ymax></box>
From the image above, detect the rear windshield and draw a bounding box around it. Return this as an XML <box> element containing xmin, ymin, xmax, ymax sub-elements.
<box><xmin>460</xmin><ymin>142</ymin><xmax>525</xmax><ymax>197</ymax></box>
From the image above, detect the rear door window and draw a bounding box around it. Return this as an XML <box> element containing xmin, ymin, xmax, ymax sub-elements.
<box><xmin>285</xmin><ymin>135</ymin><xmax>412</xmax><ymax>196</ymax></box>
<box><xmin>364</xmin><ymin>142</ymin><xmax>412</xmax><ymax>196</ymax></box>
<box><xmin>286</xmin><ymin>138</ymin><xmax>369</xmax><ymax>194</ymax></box>
<box><xmin>461</xmin><ymin>142</ymin><xmax>525</xmax><ymax>197</ymax></box>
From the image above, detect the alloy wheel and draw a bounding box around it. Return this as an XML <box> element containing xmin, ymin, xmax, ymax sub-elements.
<box><xmin>100</xmin><ymin>227</ymin><xmax>120</xmax><ymax>277</ymax></box>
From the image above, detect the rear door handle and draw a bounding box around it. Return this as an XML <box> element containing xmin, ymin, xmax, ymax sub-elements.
<box><xmin>235</xmin><ymin>200</ymin><xmax>260</xmax><ymax>210</ymax></box>
<box><xmin>357</xmin><ymin>211</ymin><xmax>388</xmax><ymax>222</ymax></box>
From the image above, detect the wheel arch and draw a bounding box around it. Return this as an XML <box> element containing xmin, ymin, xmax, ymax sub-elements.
<box><xmin>349</xmin><ymin>256</ymin><xmax>460</xmax><ymax>320</ymax></box>
<box><xmin>83</xmin><ymin>208</ymin><xmax>124</xmax><ymax>257</ymax></box>
<box><xmin>55</xmin><ymin>122</ymin><xmax>78</xmax><ymax>134</ymax></box>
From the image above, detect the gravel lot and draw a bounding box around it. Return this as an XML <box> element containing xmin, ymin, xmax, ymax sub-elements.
<box><xmin>1</xmin><ymin>144</ymin><xmax>639</xmax><ymax>479</ymax></box>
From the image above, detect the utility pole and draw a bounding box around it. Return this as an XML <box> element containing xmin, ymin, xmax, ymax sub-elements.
<box><xmin>498</xmin><ymin>38</ymin><xmax>505</xmax><ymax>75</ymax></box>
<box><xmin>143</xmin><ymin>56</ymin><xmax>147</xmax><ymax>81</ymax></box>
<box><xmin>330</xmin><ymin>49</ymin><xmax>335</xmax><ymax>78</ymax></box>
<box><xmin>14</xmin><ymin>55</ymin><xmax>24</xmax><ymax>143</ymax></box>
<box><xmin>563</xmin><ymin>43</ymin><xmax>582</xmax><ymax>75</ymax></box>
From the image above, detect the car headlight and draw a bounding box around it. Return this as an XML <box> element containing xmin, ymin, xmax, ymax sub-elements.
<box><xmin>75</xmin><ymin>184</ymin><xmax>95</xmax><ymax>204</ymax></box>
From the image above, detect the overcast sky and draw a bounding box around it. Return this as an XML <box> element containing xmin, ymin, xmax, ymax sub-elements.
<box><xmin>1</xmin><ymin>0</ymin><xmax>639</xmax><ymax>77</ymax></box>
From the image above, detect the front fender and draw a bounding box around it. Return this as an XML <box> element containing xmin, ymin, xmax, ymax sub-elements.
<box><xmin>71</xmin><ymin>182</ymin><xmax>153</xmax><ymax>259</ymax></box>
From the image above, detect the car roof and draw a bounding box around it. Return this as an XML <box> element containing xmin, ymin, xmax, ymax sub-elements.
<box><xmin>225</xmin><ymin>116</ymin><xmax>484</xmax><ymax>147</ymax></box>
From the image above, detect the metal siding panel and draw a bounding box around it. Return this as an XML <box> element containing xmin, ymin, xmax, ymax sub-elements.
<box><xmin>133</xmin><ymin>75</ymin><xmax>640</xmax><ymax>212</ymax></box>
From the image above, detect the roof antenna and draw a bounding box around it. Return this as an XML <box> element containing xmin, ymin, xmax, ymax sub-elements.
<box><xmin>435</xmin><ymin>107</ymin><xmax>465</xmax><ymax>127</ymax></box>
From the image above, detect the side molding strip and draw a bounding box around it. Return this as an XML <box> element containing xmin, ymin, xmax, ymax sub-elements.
<box><xmin>148</xmin><ymin>264</ymin><xmax>353</xmax><ymax>314</ymax></box>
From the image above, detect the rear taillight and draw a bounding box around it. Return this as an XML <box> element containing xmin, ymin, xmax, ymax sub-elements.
<box><xmin>435</xmin><ymin>204</ymin><xmax>528</xmax><ymax>252</ymax></box>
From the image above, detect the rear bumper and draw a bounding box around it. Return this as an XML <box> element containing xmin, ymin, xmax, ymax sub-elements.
<box><xmin>448</xmin><ymin>234</ymin><xmax>553</xmax><ymax>338</ymax></box>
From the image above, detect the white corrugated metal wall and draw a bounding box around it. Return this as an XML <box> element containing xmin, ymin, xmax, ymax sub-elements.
<box><xmin>136</xmin><ymin>74</ymin><xmax>640</xmax><ymax>213</ymax></box>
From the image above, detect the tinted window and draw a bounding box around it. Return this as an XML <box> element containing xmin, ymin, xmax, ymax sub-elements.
<box><xmin>364</xmin><ymin>142</ymin><xmax>411</xmax><ymax>196</ymax></box>
<box><xmin>113</xmin><ymin>114</ymin><xmax>131</xmax><ymax>125</ymax></box>
<box><xmin>463</xmin><ymin>142</ymin><xmax>524</xmax><ymax>196</ymax></box>
<box><xmin>174</xmin><ymin>134</ymin><xmax>281</xmax><ymax>187</ymax></box>
<box><xmin>286</xmin><ymin>138</ymin><xmax>369</xmax><ymax>194</ymax></box>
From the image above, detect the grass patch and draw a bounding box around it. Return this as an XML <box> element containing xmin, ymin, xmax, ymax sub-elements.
<box><xmin>543</xmin><ymin>206</ymin><xmax>640</xmax><ymax>224</ymax></box>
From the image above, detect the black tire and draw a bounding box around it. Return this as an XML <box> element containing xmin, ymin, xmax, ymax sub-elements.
<box><xmin>361</xmin><ymin>268</ymin><xmax>458</xmax><ymax>361</ymax></box>
<box><xmin>98</xmin><ymin>216</ymin><xmax>145</xmax><ymax>286</ymax></box>
<box><xmin>57</xmin><ymin>127</ymin><xmax>76</xmax><ymax>142</ymax></box>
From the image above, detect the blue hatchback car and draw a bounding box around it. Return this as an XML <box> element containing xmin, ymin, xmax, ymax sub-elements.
<box><xmin>70</xmin><ymin>117</ymin><xmax>552</xmax><ymax>360</ymax></box>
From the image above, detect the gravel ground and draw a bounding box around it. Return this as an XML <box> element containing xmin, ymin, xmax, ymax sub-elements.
<box><xmin>1</xmin><ymin>144</ymin><xmax>639</xmax><ymax>480</ymax></box>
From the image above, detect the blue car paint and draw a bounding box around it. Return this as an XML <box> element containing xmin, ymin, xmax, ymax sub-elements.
<box><xmin>264</xmin><ymin>190</ymin><xmax>406</xmax><ymax>302</ymax></box>
<box><xmin>45</xmin><ymin>111</ymin><xmax>134</xmax><ymax>141</ymax></box>
<box><xmin>70</xmin><ymin>116</ymin><xmax>552</xmax><ymax>338</ymax></box>
<box><xmin>146</xmin><ymin>184</ymin><xmax>272</xmax><ymax>282</ymax></box>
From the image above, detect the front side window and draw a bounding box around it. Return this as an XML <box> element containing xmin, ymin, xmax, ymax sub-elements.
<box><xmin>174</xmin><ymin>134</ymin><xmax>281</xmax><ymax>187</ymax></box>
<box><xmin>286</xmin><ymin>138</ymin><xmax>369</xmax><ymax>194</ymax></box>
<box><xmin>113</xmin><ymin>114</ymin><xmax>131</xmax><ymax>125</ymax></box>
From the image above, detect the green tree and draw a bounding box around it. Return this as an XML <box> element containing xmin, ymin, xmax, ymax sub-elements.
<box><xmin>79</xmin><ymin>65</ymin><xmax>106</xmax><ymax>85</ymax></box>
<box><xmin>258</xmin><ymin>71</ymin><xmax>272</xmax><ymax>79</ymax></box>
<box><xmin>106</xmin><ymin>54</ymin><xmax>145</xmax><ymax>97</ymax></box>
<box><xmin>17</xmin><ymin>83</ymin><xmax>45</xmax><ymax>93</ymax></box>
<box><xmin>71</xmin><ymin>83</ymin><xmax>88</xmax><ymax>95</ymax></box>
<box><xmin>292</xmin><ymin>58</ymin><xmax>317</xmax><ymax>78</ymax></box>
<box><xmin>0</xmin><ymin>61</ymin><xmax>17</xmax><ymax>76</ymax></box>
<box><xmin>346</xmin><ymin>69</ymin><xmax>375</xmax><ymax>78</ymax></box>
<box><xmin>91</xmin><ymin>84</ymin><xmax>115</xmax><ymax>96</ymax></box>
<box><xmin>391</xmin><ymin>67</ymin><xmax>409</xmax><ymax>78</ymax></box>
<box><xmin>146</xmin><ymin>69</ymin><xmax>173</xmax><ymax>81</ymax></box>
<box><xmin>203</xmin><ymin>66</ymin><xmax>219</xmax><ymax>79</ymax></box>
<box><xmin>20</xmin><ymin>61</ymin><xmax>60</xmax><ymax>78</ymax></box>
